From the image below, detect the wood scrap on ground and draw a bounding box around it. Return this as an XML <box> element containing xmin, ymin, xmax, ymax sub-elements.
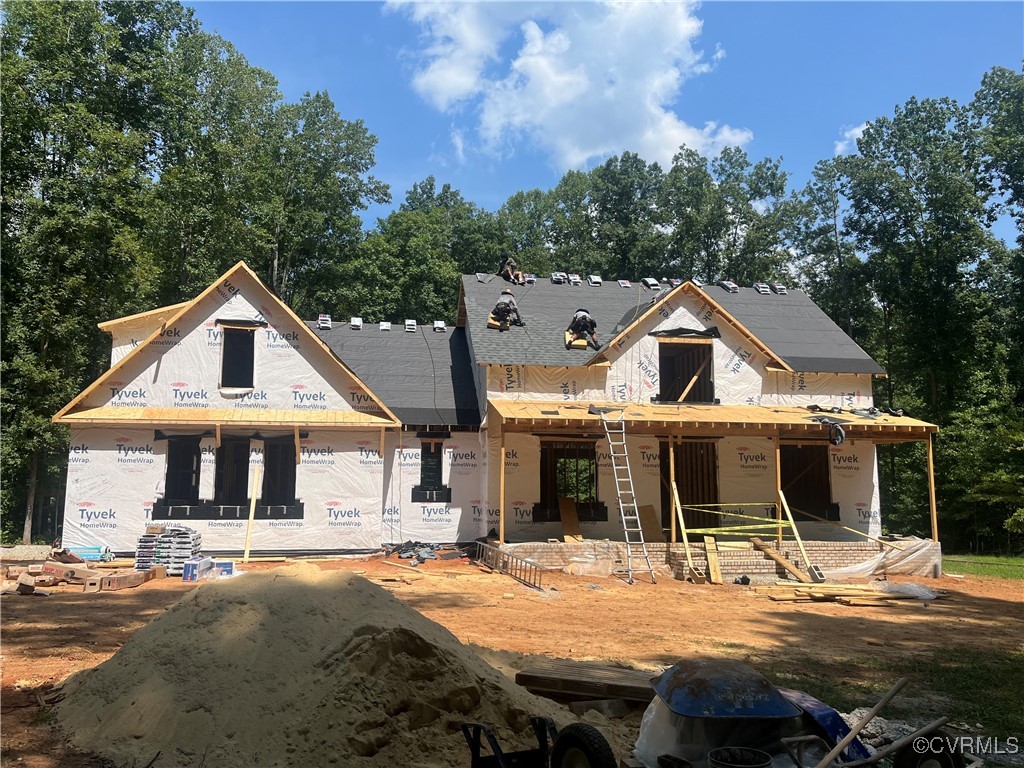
<box><xmin>753</xmin><ymin>582</ymin><xmax>945</xmax><ymax>606</ymax></box>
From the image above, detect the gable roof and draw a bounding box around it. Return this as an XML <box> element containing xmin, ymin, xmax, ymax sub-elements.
<box><xmin>309</xmin><ymin>322</ymin><xmax>480</xmax><ymax>428</ymax></box>
<box><xmin>55</xmin><ymin>262</ymin><xmax>399</xmax><ymax>425</ymax></box>
<box><xmin>459</xmin><ymin>274</ymin><xmax>658</xmax><ymax>367</ymax></box>
<box><xmin>708</xmin><ymin>284</ymin><xmax>885</xmax><ymax>374</ymax></box>
<box><xmin>461</xmin><ymin>274</ymin><xmax>884</xmax><ymax>375</ymax></box>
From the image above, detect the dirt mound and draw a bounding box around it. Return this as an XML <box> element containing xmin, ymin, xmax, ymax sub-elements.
<box><xmin>55</xmin><ymin>564</ymin><xmax>568</xmax><ymax>767</ymax></box>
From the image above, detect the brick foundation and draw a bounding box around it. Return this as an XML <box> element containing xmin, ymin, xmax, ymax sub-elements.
<box><xmin>500</xmin><ymin>539</ymin><xmax>942</xmax><ymax>579</ymax></box>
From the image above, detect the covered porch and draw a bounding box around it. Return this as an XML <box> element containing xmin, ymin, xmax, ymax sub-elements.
<box><xmin>487</xmin><ymin>400</ymin><xmax>940</xmax><ymax>549</ymax></box>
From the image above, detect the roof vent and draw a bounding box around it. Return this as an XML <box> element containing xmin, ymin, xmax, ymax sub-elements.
<box><xmin>641</xmin><ymin>277</ymin><xmax>660</xmax><ymax>290</ymax></box>
<box><xmin>551</xmin><ymin>272</ymin><xmax>567</xmax><ymax>284</ymax></box>
<box><xmin>350</xmin><ymin>316</ymin><xmax>363</xmax><ymax>330</ymax></box>
<box><xmin>567</xmin><ymin>273</ymin><xmax>582</xmax><ymax>286</ymax></box>
<box><xmin>587</xmin><ymin>275</ymin><xmax>603</xmax><ymax>287</ymax></box>
<box><xmin>433</xmin><ymin>320</ymin><xmax>446</xmax><ymax>333</ymax></box>
<box><xmin>404</xmin><ymin>319</ymin><xmax>417</xmax><ymax>333</ymax></box>
<box><xmin>770</xmin><ymin>282</ymin><xmax>788</xmax><ymax>295</ymax></box>
<box><xmin>379</xmin><ymin>321</ymin><xmax>391</xmax><ymax>331</ymax></box>
<box><xmin>753</xmin><ymin>281</ymin><xmax>771</xmax><ymax>295</ymax></box>
<box><xmin>669</xmin><ymin>278</ymin><xmax>683</xmax><ymax>287</ymax></box>
<box><xmin>719</xmin><ymin>280</ymin><xmax>739</xmax><ymax>294</ymax></box>
<box><xmin>317</xmin><ymin>314</ymin><xmax>332</xmax><ymax>330</ymax></box>
<box><xmin>617</xmin><ymin>279</ymin><xmax>632</xmax><ymax>288</ymax></box>
<box><xmin>524</xmin><ymin>273</ymin><xmax>537</xmax><ymax>284</ymax></box>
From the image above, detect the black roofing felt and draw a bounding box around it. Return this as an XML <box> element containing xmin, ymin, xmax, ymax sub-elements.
<box><xmin>461</xmin><ymin>275</ymin><xmax>884</xmax><ymax>375</ymax></box>
<box><xmin>461</xmin><ymin>274</ymin><xmax>663</xmax><ymax>367</ymax></box>
<box><xmin>709</xmin><ymin>286</ymin><xmax>885</xmax><ymax>374</ymax></box>
<box><xmin>307</xmin><ymin>322</ymin><xmax>480</xmax><ymax>427</ymax></box>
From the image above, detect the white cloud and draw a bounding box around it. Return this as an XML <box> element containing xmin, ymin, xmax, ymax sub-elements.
<box><xmin>451</xmin><ymin>127</ymin><xmax>465</xmax><ymax>164</ymax></box>
<box><xmin>834</xmin><ymin>122</ymin><xmax>868</xmax><ymax>156</ymax></box>
<box><xmin>389</xmin><ymin>0</ymin><xmax>751</xmax><ymax>170</ymax></box>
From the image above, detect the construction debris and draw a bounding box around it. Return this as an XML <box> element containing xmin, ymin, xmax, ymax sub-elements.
<box><xmin>753</xmin><ymin>581</ymin><xmax>943</xmax><ymax>606</ymax></box>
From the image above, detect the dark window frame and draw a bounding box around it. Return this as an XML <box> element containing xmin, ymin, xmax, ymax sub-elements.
<box><xmin>215</xmin><ymin>437</ymin><xmax>251</xmax><ymax>506</ymax></box>
<box><xmin>657</xmin><ymin>341</ymin><xmax>714</xmax><ymax>403</ymax></box>
<box><xmin>780</xmin><ymin>443</ymin><xmax>839</xmax><ymax>521</ymax></box>
<box><xmin>412</xmin><ymin>439</ymin><xmax>452</xmax><ymax>503</ymax></box>
<box><xmin>262</xmin><ymin>437</ymin><xmax>297</xmax><ymax>506</ymax></box>
<box><xmin>165</xmin><ymin>437</ymin><xmax>201</xmax><ymax>505</ymax></box>
<box><xmin>534</xmin><ymin>440</ymin><xmax>607</xmax><ymax>523</ymax></box>
<box><xmin>221</xmin><ymin>327</ymin><xmax>256</xmax><ymax>389</ymax></box>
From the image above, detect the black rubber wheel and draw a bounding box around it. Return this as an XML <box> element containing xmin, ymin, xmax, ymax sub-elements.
<box><xmin>550</xmin><ymin>723</ymin><xmax>617</xmax><ymax>768</ymax></box>
<box><xmin>892</xmin><ymin>731</ymin><xmax>966</xmax><ymax>768</ymax></box>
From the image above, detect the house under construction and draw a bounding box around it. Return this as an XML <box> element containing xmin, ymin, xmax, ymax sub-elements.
<box><xmin>54</xmin><ymin>263</ymin><xmax>941</xmax><ymax>576</ymax></box>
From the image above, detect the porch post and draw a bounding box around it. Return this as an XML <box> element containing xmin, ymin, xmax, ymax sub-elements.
<box><xmin>926</xmin><ymin>432</ymin><xmax>939</xmax><ymax>542</ymax></box>
<box><xmin>669</xmin><ymin>438</ymin><xmax>677</xmax><ymax>544</ymax></box>
<box><xmin>498</xmin><ymin>427</ymin><xmax>506</xmax><ymax>545</ymax></box>
<box><xmin>774</xmin><ymin>435</ymin><xmax>783</xmax><ymax>547</ymax></box>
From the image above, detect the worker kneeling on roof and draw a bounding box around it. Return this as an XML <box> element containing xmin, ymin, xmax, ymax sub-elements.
<box><xmin>493</xmin><ymin>289</ymin><xmax>526</xmax><ymax>328</ymax></box>
<box><xmin>566</xmin><ymin>308</ymin><xmax>600</xmax><ymax>350</ymax></box>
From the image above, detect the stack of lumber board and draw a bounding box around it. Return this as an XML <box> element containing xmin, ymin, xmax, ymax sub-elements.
<box><xmin>753</xmin><ymin>582</ymin><xmax>941</xmax><ymax>607</ymax></box>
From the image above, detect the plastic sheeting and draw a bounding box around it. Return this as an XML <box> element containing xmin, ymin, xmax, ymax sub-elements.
<box><xmin>822</xmin><ymin>537</ymin><xmax>941</xmax><ymax>580</ymax></box>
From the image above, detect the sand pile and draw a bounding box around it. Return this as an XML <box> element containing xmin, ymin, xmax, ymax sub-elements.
<box><xmin>56</xmin><ymin>564</ymin><xmax>569</xmax><ymax>767</ymax></box>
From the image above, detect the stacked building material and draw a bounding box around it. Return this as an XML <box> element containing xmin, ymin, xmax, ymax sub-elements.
<box><xmin>134</xmin><ymin>526</ymin><xmax>202</xmax><ymax>576</ymax></box>
<box><xmin>752</xmin><ymin>581</ymin><xmax>942</xmax><ymax>606</ymax></box>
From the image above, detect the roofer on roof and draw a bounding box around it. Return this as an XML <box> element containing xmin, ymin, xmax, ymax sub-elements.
<box><xmin>566</xmin><ymin>308</ymin><xmax>600</xmax><ymax>350</ymax></box>
<box><xmin>492</xmin><ymin>288</ymin><xmax>525</xmax><ymax>329</ymax></box>
<box><xmin>498</xmin><ymin>254</ymin><xmax>525</xmax><ymax>285</ymax></box>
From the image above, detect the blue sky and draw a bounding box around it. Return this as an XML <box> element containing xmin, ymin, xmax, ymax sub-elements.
<box><xmin>190</xmin><ymin>1</ymin><xmax>1023</xmax><ymax>231</ymax></box>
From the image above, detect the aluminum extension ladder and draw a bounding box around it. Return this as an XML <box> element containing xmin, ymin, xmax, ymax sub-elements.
<box><xmin>599</xmin><ymin>410</ymin><xmax>657</xmax><ymax>584</ymax></box>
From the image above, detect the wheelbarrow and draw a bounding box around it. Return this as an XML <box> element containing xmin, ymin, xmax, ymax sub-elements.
<box><xmin>636</xmin><ymin>660</ymin><xmax>976</xmax><ymax>768</ymax></box>
<box><xmin>461</xmin><ymin>715</ymin><xmax>617</xmax><ymax>768</ymax></box>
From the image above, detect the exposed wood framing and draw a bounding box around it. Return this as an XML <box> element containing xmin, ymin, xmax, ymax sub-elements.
<box><xmin>927</xmin><ymin>432</ymin><xmax>939</xmax><ymax>542</ymax></box>
<box><xmin>498</xmin><ymin>428</ymin><xmax>506</xmax><ymax>545</ymax></box>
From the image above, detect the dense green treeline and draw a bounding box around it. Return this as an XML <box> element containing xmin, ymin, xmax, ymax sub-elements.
<box><xmin>2</xmin><ymin>2</ymin><xmax>1021</xmax><ymax>550</ymax></box>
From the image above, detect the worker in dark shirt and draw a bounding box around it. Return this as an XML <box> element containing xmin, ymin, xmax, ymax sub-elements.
<box><xmin>492</xmin><ymin>289</ymin><xmax>525</xmax><ymax>329</ymax></box>
<box><xmin>566</xmin><ymin>308</ymin><xmax>600</xmax><ymax>349</ymax></box>
<box><xmin>498</xmin><ymin>255</ymin><xmax>525</xmax><ymax>285</ymax></box>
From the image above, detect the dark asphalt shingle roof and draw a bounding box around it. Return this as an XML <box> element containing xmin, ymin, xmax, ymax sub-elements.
<box><xmin>460</xmin><ymin>274</ymin><xmax>663</xmax><ymax>366</ymax></box>
<box><xmin>307</xmin><ymin>322</ymin><xmax>480</xmax><ymax>427</ymax></box>
<box><xmin>461</xmin><ymin>275</ymin><xmax>884</xmax><ymax>375</ymax></box>
<box><xmin>709</xmin><ymin>285</ymin><xmax>884</xmax><ymax>374</ymax></box>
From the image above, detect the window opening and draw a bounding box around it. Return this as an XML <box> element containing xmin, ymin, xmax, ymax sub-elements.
<box><xmin>221</xmin><ymin>328</ymin><xmax>255</xmax><ymax>388</ymax></box>
<box><xmin>165</xmin><ymin>437</ymin><xmax>201</xmax><ymax>504</ymax></box>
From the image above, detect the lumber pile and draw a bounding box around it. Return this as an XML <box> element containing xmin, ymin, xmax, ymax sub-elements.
<box><xmin>0</xmin><ymin>560</ymin><xmax>166</xmax><ymax>595</ymax></box>
<box><xmin>753</xmin><ymin>582</ymin><xmax>943</xmax><ymax>607</ymax></box>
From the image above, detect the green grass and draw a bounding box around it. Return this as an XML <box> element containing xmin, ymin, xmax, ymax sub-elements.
<box><xmin>942</xmin><ymin>554</ymin><xmax>1024</xmax><ymax>580</ymax></box>
<box><xmin>755</xmin><ymin>646</ymin><xmax>1024</xmax><ymax>738</ymax></box>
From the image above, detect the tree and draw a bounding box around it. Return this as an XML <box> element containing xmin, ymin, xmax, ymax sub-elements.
<box><xmin>711</xmin><ymin>147</ymin><xmax>792</xmax><ymax>284</ymax></box>
<box><xmin>662</xmin><ymin>147</ymin><xmax>729</xmax><ymax>282</ymax></box>
<box><xmin>841</xmin><ymin>94</ymin><xmax>1018</xmax><ymax>547</ymax></box>
<box><xmin>1</xmin><ymin>1</ymin><xmax>195</xmax><ymax>542</ymax></box>
<box><xmin>548</xmin><ymin>170</ymin><xmax>601</xmax><ymax>275</ymax></box>
<box><xmin>590</xmin><ymin>152</ymin><xmax>668</xmax><ymax>279</ymax></box>
<box><xmin>791</xmin><ymin>159</ymin><xmax>876</xmax><ymax>343</ymax></box>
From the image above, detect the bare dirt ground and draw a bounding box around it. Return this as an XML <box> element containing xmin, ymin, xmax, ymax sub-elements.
<box><xmin>2</xmin><ymin>557</ymin><xmax>1022</xmax><ymax>767</ymax></box>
